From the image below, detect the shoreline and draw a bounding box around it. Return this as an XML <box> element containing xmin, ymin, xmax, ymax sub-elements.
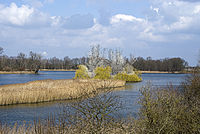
<box><xmin>141</xmin><ymin>71</ymin><xmax>187</xmax><ymax>74</ymax></box>
<box><xmin>0</xmin><ymin>70</ymin><xmax>190</xmax><ymax>74</ymax></box>
<box><xmin>0</xmin><ymin>71</ymin><xmax>35</xmax><ymax>74</ymax></box>
<box><xmin>40</xmin><ymin>69</ymin><xmax>76</xmax><ymax>71</ymax></box>
<box><xmin>0</xmin><ymin>69</ymin><xmax>75</xmax><ymax>74</ymax></box>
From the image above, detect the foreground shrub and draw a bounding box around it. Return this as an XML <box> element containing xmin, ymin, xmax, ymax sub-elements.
<box><xmin>137</xmin><ymin>82</ymin><xmax>200</xmax><ymax>133</ymax></box>
<box><xmin>114</xmin><ymin>72</ymin><xmax>142</xmax><ymax>82</ymax></box>
<box><xmin>59</xmin><ymin>90</ymin><xmax>122</xmax><ymax>133</ymax></box>
<box><xmin>94</xmin><ymin>66</ymin><xmax>112</xmax><ymax>80</ymax></box>
<box><xmin>74</xmin><ymin>65</ymin><xmax>90</xmax><ymax>79</ymax></box>
<box><xmin>182</xmin><ymin>69</ymin><xmax>200</xmax><ymax>104</ymax></box>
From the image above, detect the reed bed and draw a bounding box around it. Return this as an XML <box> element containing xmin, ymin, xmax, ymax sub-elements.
<box><xmin>0</xmin><ymin>79</ymin><xmax>125</xmax><ymax>106</ymax></box>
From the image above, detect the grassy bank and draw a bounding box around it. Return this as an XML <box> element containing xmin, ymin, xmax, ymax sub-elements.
<box><xmin>0</xmin><ymin>70</ymin><xmax>75</xmax><ymax>74</ymax></box>
<box><xmin>0</xmin><ymin>71</ymin><xmax>35</xmax><ymax>74</ymax></box>
<box><xmin>141</xmin><ymin>71</ymin><xmax>186</xmax><ymax>74</ymax></box>
<box><xmin>40</xmin><ymin>69</ymin><xmax>76</xmax><ymax>71</ymax></box>
<box><xmin>0</xmin><ymin>79</ymin><xmax>125</xmax><ymax>106</ymax></box>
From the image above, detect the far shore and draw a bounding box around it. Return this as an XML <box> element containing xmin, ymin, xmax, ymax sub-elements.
<box><xmin>0</xmin><ymin>70</ymin><xmax>190</xmax><ymax>74</ymax></box>
<box><xmin>0</xmin><ymin>69</ymin><xmax>75</xmax><ymax>74</ymax></box>
<box><xmin>141</xmin><ymin>71</ymin><xmax>186</xmax><ymax>74</ymax></box>
<box><xmin>0</xmin><ymin>71</ymin><xmax>35</xmax><ymax>74</ymax></box>
<box><xmin>40</xmin><ymin>69</ymin><xmax>76</xmax><ymax>71</ymax></box>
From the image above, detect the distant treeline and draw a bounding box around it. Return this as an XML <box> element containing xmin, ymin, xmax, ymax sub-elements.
<box><xmin>0</xmin><ymin>53</ymin><xmax>86</xmax><ymax>72</ymax></box>
<box><xmin>132</xmin><ymin>57</ymin><xmax>188</xmax><ymax>72</ymax></box>
<box><xmin>0</xmin><ymin>47</ymin><xmax>188</xmax><ymax>72</ymax></box>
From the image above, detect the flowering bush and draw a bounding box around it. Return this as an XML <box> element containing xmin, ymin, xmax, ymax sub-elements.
<box><xmin>94</xmin><ymin>66</ymin><xmax>112</xmax><ymax>80</ymax></box>
<box><xmin>114</xmin><ymin>72</ymin><xmax>142</xmax><ymax>82</ymax></box>
<box><xmin>74</xmin><ymin>65</ymin><xmax>90</xmax><ymax>79</ymax></box>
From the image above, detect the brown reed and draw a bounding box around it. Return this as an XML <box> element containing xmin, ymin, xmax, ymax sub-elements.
<box><xmin>0</xmin><ymin>79</ymin><xmax>125</xmax><ymax>106</ymax></box>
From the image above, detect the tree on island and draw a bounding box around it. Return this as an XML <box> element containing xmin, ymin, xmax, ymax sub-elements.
<box><xmin>75</xmin><ymin>45</ymin><xmax>142</xmax><ymax>82</ymax></box>
<box><xmin>87</xmin><ymin>45</ymin><xmax>127</xmax><ymax>75</ymax></box>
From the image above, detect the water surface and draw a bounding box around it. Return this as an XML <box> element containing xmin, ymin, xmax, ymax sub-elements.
<box><xmin>0</xmin><ymin>72</ymin><xmax>188</xmax><ymax>124</ymax></box>
<box><xmin>0</xmin><ymin>71</ymin><xmax>75</xmax><ymax>85</ymax></box>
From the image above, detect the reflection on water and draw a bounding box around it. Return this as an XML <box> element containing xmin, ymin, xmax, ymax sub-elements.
<box><xmin>0</xmin><ymin>72</ymin><xmax>188</xmax><ymax>125</ymax></box>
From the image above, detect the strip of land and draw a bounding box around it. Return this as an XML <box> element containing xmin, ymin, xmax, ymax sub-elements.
<box><xmin>141</xmin><ymin>71</ymin><xmax>185</xmax><ymax>74</ymax></box>
<box><xmin>40</xmin><ymin>69</ymin><xmax>76</xmax><ymax>71</ymax></box>
<box><xmin>0</xmin><ymin>70</ymin><xmax>190</xmax><ymax>74</ymax></box>
<box><xmin>0</xmin><ymin>70</ymin><xmax>75</xmax><ymax>74</ymax></box>
<box><xmin>0</xmin><ymin>71</ymin><xmax>35</xmax><ymax>74</ymax></box>
<box><xmin>0</xmin><ymin>79</ymin><xmax>125</xmax><ymax>106</ymax></box>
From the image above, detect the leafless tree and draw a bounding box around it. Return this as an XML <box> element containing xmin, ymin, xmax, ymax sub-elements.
<box><xmin>0</xmin><ymin>47</ymin><xmax>3</xmax><ymax>55</ymax></box>
<box><xmin>87</xmin><ymin>45</ymin><xmax>126</xmax><ymax>75</ymax></box>
<box><xmin>28</xmin><ymin>51</ymin><xmax>42</xmax><ymax>73</ymax></box>
<box><xmin>17</xmin><ymin>53</ymin><xmax>26</xmax><ymax>71</ymax></box>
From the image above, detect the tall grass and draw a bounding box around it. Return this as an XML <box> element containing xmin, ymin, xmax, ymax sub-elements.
<box><xmin>0</xmin><ymin>79</ymin><xmax>125</xmax><ymax>106</ymax></box>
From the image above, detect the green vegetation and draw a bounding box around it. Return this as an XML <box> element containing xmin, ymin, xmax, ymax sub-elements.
<box><xmin>74</xmin><ymin>65</ymin><xmax>90</xmax><ymax>79</ymax></box>
<box><xmin>114</xmin><ymin>72</ymin><xmax>142</xmax><ymax>82</ymax></box>
<box><xmin>74</xmin><ymin>65</ymin><xmax>142</xmax><ymax>82</ymax></box>
<box><xmin>94</xmin><ymin>66</ymin><xmax>112</xmax><ymax>80</ymax></box>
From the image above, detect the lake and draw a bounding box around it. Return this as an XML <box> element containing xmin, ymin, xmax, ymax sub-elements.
<box><xmin>0</xmin><ymin>71</ymin><xmax>188</xmax><ymax>125</ymax></box>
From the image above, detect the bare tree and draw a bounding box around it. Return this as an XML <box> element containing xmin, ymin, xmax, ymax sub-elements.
<box><xmin>87</xmin><ymin>45</ymin><xmax>101</xmax><ymax>72</ymax></box>
<box><xmin>28</xmin><ymin>51</ymin><xmax>42</xmax><ymax>73</ymax></box>
<box><xmin>109</xmin><ymin>48</ymin><xmax>125</xmax><ymax>74</ymax></box>
<box><xmin>17</xmin><ymin>53</ymin><xmax>26</xmax><ymax>71</ymax></box>
<box><xmin>87</xmin><ymin>45</ymin><xmax>126</xmax><ymax>76</ymax></box>
<box><xmin>0</xmin><ymin>47</ymin><xmax>3</xmax><ymax>55</ymax></box>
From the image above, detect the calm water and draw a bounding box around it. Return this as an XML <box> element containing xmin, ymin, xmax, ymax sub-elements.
<box><xmin>0</xmin><ymin>71</ymin><xmax>188</xmax><ymax>125</ymax></box>
<box><xmin>0</xmin><ymin>71</ymin><xmax>75</xmax><ymax>85</ymax></box>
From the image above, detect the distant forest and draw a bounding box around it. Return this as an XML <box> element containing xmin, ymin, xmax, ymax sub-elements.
<box><xmin>0</xmin><ymin>47</ymin><xmax>188</xmax><ymax>72</ymax></box>
<box><xmin>132</xmin><ymin>57</ymin><xmax>188</xmax><ymax>72</ymax></box>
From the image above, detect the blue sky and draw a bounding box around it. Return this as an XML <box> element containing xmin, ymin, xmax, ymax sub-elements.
<box><xmin>0</xmin><ymin>0</ymin><xmax>199</xmax><ymax>66</ymax></box>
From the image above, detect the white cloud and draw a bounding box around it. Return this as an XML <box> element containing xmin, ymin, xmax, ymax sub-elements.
<box><xmin>0</xmin><ymin>3</ymin><xmax>34</xmax><ymax>26</ymax></box>
<box><xmin>0</xmin><ymin>1</ymin><xmax>199</xmax><ymax>65</ymax></box>
<box><xmin>193</xmin><ymin>5</ymin><xmax>200</xmax><ymax>14</ymax></box>
<box><xmin>0</xmin><ymin>3</ymin><xmax>51</xmax><ymax>27</ymax></box>
<box><xmin>150</xmin><ymin>0</ymin><xmax>200</xmax><ymax>35</ymax></box>
<box><xmin>110</xmin><ymin>14</ymin><xmax>144</xmax><ymax>24</ymax></box>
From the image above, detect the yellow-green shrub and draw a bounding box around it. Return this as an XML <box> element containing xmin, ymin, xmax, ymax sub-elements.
<box><xmin>94</xmin><ymin>66</ymin><xmax>112</xmax><ymax>80</ymax></box>
<box><xmin>74</xmin><ymin>65</ymin><xmax>89</xmax><ymax>79</ymax></box>
<box><xmin>114</xmin><ymin>72</ymin><xmax>142</xmax><ymax>82</ymax></box>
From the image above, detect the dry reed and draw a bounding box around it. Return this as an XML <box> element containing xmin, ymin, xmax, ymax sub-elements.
<box><xmin>0</xmin><ymin>79</ymin><xmax>125</xmax><ymax>106</ymax></box>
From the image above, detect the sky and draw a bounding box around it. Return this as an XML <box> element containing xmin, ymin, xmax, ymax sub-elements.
<box><xmin>0</xmin><ymin>0</ymin><xmax>200</xmax><ymax>66</ymax></box>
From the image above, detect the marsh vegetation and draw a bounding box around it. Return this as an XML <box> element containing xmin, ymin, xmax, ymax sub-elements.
<box><xmin>0</xmin><ymin>79</ymin><xmax>125</xmax><ymax>106</ymax></box>
<box><xmin>0</xmin><ymin>69</ymin><xmax>199</xmax><ymax>133</ymax></box>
